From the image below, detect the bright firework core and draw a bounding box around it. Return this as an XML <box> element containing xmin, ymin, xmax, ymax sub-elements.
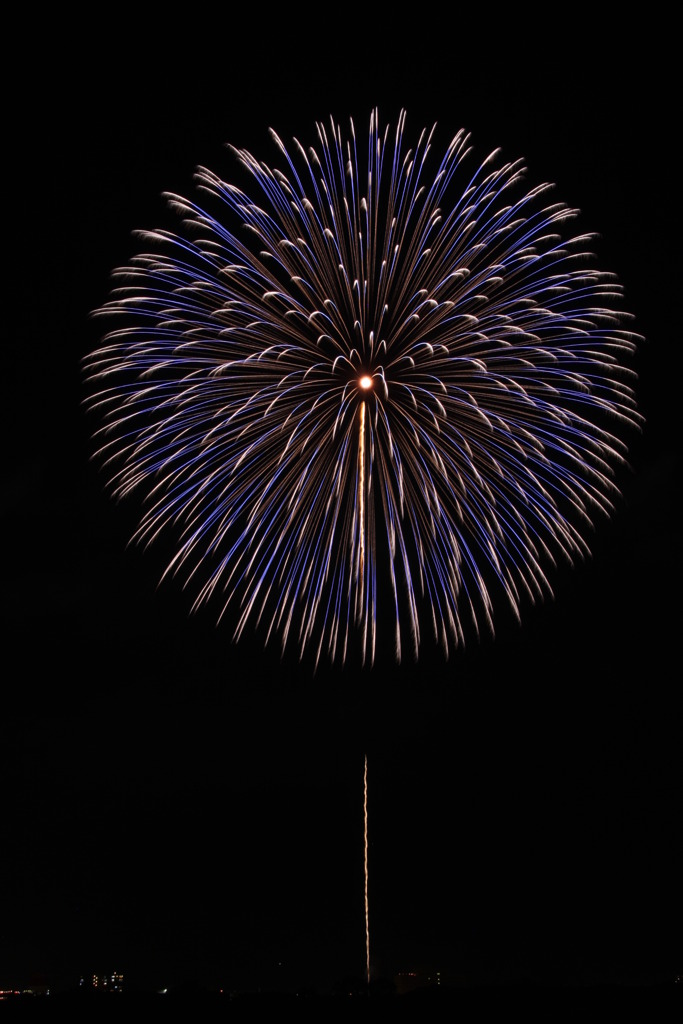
<box><xmin>358</xmin><ymin>375</ymin><xmax>373</xmax><ymax>391</ymax></box>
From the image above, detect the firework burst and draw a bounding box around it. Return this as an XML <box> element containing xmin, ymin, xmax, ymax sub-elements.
<box><xmin>85</xmin><ymin>110</ymin><xmax>641</xmax><ymax>665</ymax></box>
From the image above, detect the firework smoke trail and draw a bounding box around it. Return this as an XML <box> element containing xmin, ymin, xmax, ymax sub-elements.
<box><xmin>85</xmin><ymin>110</ymin><xmax>641</xmax><ymax>665</ymax></box>
<box><xmin>364</xmin><ymin>754</ymin><xmax>370</xmax><ymax>987</ymax></box>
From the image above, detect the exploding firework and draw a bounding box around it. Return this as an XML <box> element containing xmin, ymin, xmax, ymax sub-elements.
<box><xmin>85</xmin><ymin>110</ymin><xmax>641</xmax><ymax>665</ymax></box>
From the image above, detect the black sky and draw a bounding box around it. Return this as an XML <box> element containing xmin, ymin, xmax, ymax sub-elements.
<box><xmin>3</xmin><ymin>15</ymin><xmax>680</xmax><ymax>993</ymax></box>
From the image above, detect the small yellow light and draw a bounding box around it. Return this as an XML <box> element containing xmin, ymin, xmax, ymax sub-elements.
<box><xmin>359</xmin><ymin>375</ymin><xmax>373</xmax><ymax>390</ymax></box>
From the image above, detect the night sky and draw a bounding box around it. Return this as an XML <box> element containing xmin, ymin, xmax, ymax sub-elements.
<box><xmin>4</xmin><ymin>15</ymin><xmax>680</xmax><ymax>994</ymax></box>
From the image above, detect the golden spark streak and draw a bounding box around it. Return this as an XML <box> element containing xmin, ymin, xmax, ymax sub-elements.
<box><xmin>364</xmin><ymin>753</ymin><xmax>370</xmax><ymax>987</ymax></box>
<box><xmin>358</xmin><ymin>400</ymin><xmax>366</xmax><ymax>603</ymax></box>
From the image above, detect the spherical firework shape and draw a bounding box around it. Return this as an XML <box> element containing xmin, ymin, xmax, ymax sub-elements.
<box><xmin>85</xmin><ymin>111</ymin><xmax>641</xmax><ymax>666</ymax></box>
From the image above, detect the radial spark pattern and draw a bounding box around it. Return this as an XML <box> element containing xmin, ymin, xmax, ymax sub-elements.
<box><xmin>86</xmin><ymin>111</ymin><xmax>641</xmax><ymax>665</ymax></box>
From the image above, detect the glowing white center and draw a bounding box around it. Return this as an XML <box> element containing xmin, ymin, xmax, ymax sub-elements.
<box><xmin>359</xmin><ymin>375</ymin><xmax>373</xmax><ymax>390</ymax></box>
